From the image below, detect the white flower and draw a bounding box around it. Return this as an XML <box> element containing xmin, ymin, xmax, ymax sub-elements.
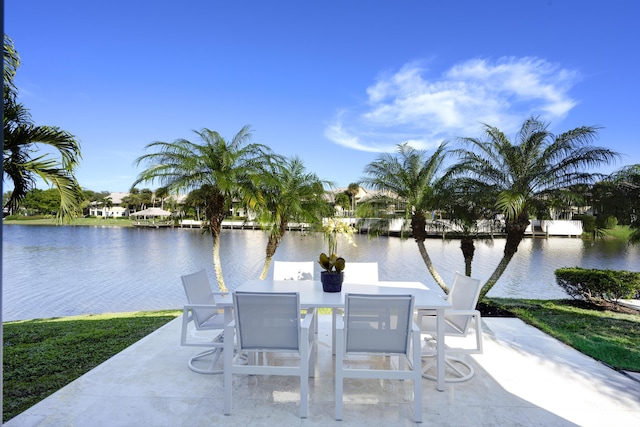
<box><xmin>323</xmin><ymin>218</ymin><xmax>357</xmax><ymax>255</ymax></box>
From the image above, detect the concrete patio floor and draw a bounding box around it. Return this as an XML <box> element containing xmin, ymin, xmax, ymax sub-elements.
<box><xmin>5</xmin><ymin>315</ymin><xmax>640</xmax><ymax>427</ymax></box>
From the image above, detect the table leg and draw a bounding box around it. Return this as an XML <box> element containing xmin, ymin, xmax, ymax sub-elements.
<box><xmin>436</xmin><ymin>307</ymin><xmax>445</xmax><ymax>391</ymax></box>
<box><xmin>332</xmin><ymin>308</ymin><xmax>337</xmax><ymax>356</ymax></box>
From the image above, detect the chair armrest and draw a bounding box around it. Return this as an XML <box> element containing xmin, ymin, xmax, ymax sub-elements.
<box><xmin>300</xmin><ymin>308</ymin><xmax>316</xmax><ymax>330</ymax></box>
<box><xmin>446</xmin><ymin>309</ymin><xmax>481</xmax><ymax>316</ymax></box>
<box><xmin>183</xmin><ymin>303</ymin><xmax>220</xmax><ymax>310</ymax></box>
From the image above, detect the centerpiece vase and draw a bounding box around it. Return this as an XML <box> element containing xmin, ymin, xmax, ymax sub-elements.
<box><xmin>320</xmin><ymin>271</ymin><xmax>343</xmax><ymax>293</ymax></box>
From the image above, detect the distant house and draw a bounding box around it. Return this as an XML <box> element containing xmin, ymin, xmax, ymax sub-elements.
<box><xmin>89</xmin><ymin>192</ymin><xmax>130</xmax><ymax>218</ymax></box>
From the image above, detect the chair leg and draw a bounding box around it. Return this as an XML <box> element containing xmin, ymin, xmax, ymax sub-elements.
<box><xmin>300</xmin><ymin>358</ymin><xmax>309</xmax><ymax>418</ymax></box>
<box><xmin>421</xmin><ymin>354</ymin><xmax>475</xmax><ymax>383</ymax></box>
<box><xmin>412</xmin><ymin>329</ymin><xmax>423</xmax><ymax>423</ymax></box>
<box><xmin>188</xmin><ymin>348</ymin><xmax>223</xmax><ymax>374</ymax></box>
<box><xmin>223</xmin><ymin>323</ymin><xmax>235</xmax><ymax>415</ymax></box>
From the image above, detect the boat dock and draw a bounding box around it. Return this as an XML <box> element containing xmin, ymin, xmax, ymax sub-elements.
<box><xmin>170</xmin><ymin>218</ymin><xmax>583</xmax><ymax>237</ymax></box>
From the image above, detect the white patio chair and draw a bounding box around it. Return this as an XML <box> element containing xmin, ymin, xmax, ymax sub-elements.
<box><xmin>223</xmin><ymin>291</ymin><xmax>316</xmax><ymax>418</ymax></box>
<box><xmin>416</xmin><ymin>272</ymin><xmax>483</xmax><ymax>382</ymax></box>
<box><xmin>342</xmin><ymin>261</ymin><xmax>379</xmax><ymax>283</ymax></box>
<box><xmin>180</xmin><ymin>269</ymin><xmax>227</xmax><ymax>374</ymax></box>
<box><xmin>335</xmin><ymin>293</ymin><xmax>422</xmax><ymax>423</ymax></box>
<box><xmin>333</xmin><ymin>261</ymin><xmax>380</xmax><ymax>354</ymax></box>
<box><xmin>273</xmin><ymin>260</ymin><xmax>314</xmax><ymax>280</ymax></box>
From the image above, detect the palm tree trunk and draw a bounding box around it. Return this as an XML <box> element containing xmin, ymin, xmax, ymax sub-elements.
<box><xmin>479</xmin><ymin>251</ymin><xmax>515</xmax><ymax>301</ymax></box>
<box><xmin>211</xmin><ymin>232</ymin><xmax>228</xmax><ymax>292</ymax></box>
<box><xmin>416</xmin><ymin>240</ymin><xmax>448</xmax><ymax>293</ymax></box>
<box><xmin>259</xmin><ymin>257</ymin><xmax>273</xmax><ymax>280</ymax></box>
<box><xmin>259</xmin><ymin>226</ymin><xmax>285</xmax><ymax>280</ymax></box>
<box><xmin>206</xmin><ymin>192</ymin><xmax>228</xmax><ymax>292</ymax></box>
<box><xmin>478</xmin><ymin>217</ymin><xmax>529</xmax><ymax>300</ymax></box>
<box><xmin>460</xmin><ymin>236</ymin><xmax>475</xmax><ymax>277</ymax></box>
<box><xmin>412</xmin><ymin>212</ymin><xmax>447</xmax><ymax>292</ymax></box>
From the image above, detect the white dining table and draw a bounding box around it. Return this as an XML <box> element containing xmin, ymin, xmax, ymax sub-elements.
<box><xmin>218</xmin><ymin>279</ymin><xmax>451</xmax><ymax>391</ymax></box>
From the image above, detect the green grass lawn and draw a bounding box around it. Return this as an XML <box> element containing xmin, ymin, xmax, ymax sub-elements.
<box><xmin>489</xmin><ymin>298</ymin><xmax>640</xmax><ymax>372</ymax></box>
<box><xmin>2</xmin><ymin>310</ymin><xmax>180</xmax><ymax>422</ymax></box>
<box><xmin>3</xmin><ymin>217</ymin><xmax>134</xmax><ymax>227</ymax></box>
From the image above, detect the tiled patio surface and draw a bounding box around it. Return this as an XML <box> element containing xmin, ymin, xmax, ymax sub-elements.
<box><xmin>5</xmin><ymin>315</ymin><xmax>640</xmax><ymax>427</ymax></box>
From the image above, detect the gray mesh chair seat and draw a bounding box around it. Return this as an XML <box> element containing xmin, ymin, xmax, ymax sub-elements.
<box><xmin>223</xmin><ymin>291</ymin><xmax>316</xmax><ymax>418</ymax></box>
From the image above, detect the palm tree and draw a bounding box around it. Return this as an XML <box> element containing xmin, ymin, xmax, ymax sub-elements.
<box><xmin>437</xmin><ymin>178</ymin><xmax>496</xmax><ymax>277</ymax></box>
<box><xmin>154</xmin><ymin>186</ymin><xmax>169</xmax><ymax>209</ymax></box>
<box><xmin>122</xmin><ymin>189</ymin><xmax>141</xmax><ymax>213</ymax></box>
<box><xmin>133</xmin><ymin>125</ymin><xmax>275</xmax><ymax>292</ymax></box>
<box><xmin>360</xmin><ymin>142</ymin><xmax>450</xmax><ymax>293</ymax></box>
<box><xmin>102</xmin><ymin>195</ymin><xmax>113</xmax><ymax>216</ymax></box>
<box><xmin>254</xmin><ymin>156</ymin><xmax>332</xmax><ymax>279</ymax></box>
<box><xmin>182</xmin><ymin>187</ymin><xmax>208</xmax><ymax>221</ymax></box>
<box><xmin>3</xmin><ymin>35</ymin><xmax>84</xmax><ymax>222</ymax></box>
<box><xmin>452</xmin><ymin>117</ymin><xmax>620</xmax><ymax>300</ymax></box>
<box><xmin>4</xmin><ymin>34</ymin><xmax>19</xmax><ymax>99</ymax></box>
<box><xmin>607</xmin><ymin>164</ymin><xmax>640</xmax><ymax>243</ymax></box>
<box><xmin>333</xmin><ymin>192</ymin><xmax>350</xmax><ymax>213</ymax></box>
<box><xmin>346</xmin><ymin>183</ymin><xmax>360</xmax><ymax>215</ymax></box>
<box><xmin>139</xmin><ymin>188</ymin><xmax>153</xmax><ymax>210</ymax></box>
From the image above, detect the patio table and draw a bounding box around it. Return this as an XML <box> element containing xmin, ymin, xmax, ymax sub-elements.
<box><xmin>218</xmin><ymin>279</ymin><xmax>451</xmax><ymax>391</ymax></box>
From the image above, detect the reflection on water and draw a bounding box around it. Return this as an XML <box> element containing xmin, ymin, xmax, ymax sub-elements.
<box><xmin>2</xmin><ymin>225</ymin><xmax>638</xmax><ymax>321</ymax></box>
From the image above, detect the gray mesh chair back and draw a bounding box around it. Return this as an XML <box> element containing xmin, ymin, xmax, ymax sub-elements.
<box><xmin>224</xmin><ymin>291</ymin><xmax>316</xmax><ymax>418</ymax></box>
<box><xmin>180</xmin><ymin>269</ymin><xmax>226</xmax><ymax>374</ymax></box>
<box><xmin>234</xmin><ymin>291</ymin><xmax>300</xmax><ymax>351</ymax></box>
<box><xmin>344</xmin><ymin>293</ymin><xmax>413</xmax><ymax>354</ymax></box>
<box><xmin>336</xmin><ymin>293</ymin><xmax>422</xmax><ymax>422</ymax></box>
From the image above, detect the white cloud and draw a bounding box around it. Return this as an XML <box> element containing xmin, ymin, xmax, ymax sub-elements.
<box><xmin>326</xmin><ymin>57</ymin><xmax>580</xmax><ymax>152</ymax></box>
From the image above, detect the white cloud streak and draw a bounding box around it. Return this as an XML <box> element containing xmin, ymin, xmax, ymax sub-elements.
<box><xmin>325</xmin><ymin>57</ymin><xmax>580</xmax><ymax>152</ymax></box>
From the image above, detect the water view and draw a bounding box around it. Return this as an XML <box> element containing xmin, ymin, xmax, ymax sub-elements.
<box><xmin>2</xmin><ymin>224</ymin><xmax>639</xmax><ymax>321</ymax></box>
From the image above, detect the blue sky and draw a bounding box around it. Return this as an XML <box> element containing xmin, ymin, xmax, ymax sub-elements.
<box><xmin>5</xmin><ymin>1</ymin><xmax>640</xmax><ymax>193</ymax></box>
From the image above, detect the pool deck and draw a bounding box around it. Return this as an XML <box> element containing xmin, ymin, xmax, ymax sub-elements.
<box><xmin>5</xmin><ymin>314</ymin><xmax>640</xmax><ymax>427</ymax></box>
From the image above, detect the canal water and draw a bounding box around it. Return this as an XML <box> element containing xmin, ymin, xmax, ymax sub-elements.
<box><xmin>2</xmin><ymin>224</ymin><xmax>639</xmax><ymax>321</ymax></box>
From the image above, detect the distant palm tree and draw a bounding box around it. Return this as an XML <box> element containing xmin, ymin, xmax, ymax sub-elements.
<box><xmin>360</xmin><ymin>142</ymin><xmax>450</xmax><ymax>293</ymax></box>
<box><xmin>154</xmin><ymin>186</ymin><xmax>169</xmax><ymax>209</ymax></box>
<box><xmin>102</xmin><ymin>196</ymin><xmax>113</xmax><ymax>215</ymax></box>
<box><xmin>346</xmin><ymin>183</ymin><xmax>360</xmax><ymax>215</ymax></box>
<box><xmin>133</xmin><ymin>125</ymin><xmax>276</xmax><ymax>291</ymax></box>
<box><xmin>608</xmin><ymin>164</ymin><xmax>640</xmax><ymax>243</ymax></box>
<box><xmin>253</xmin><ymin>156</ymin><xmax>332</xmax><ymax>279</ymax></box>
<box><xmin>182</xmin><ymin>188</ymin><xmax>208</xmax><ymax>221</ymax></box>
<box><xmin>3</xmin><ymin>35</ymin><xmax>83</xmax><ymax>222</ymax></box>
<box><xmin>452</xmin><ymin>117</ymin><xmax>620</xmax><ymax>300</ymax></box>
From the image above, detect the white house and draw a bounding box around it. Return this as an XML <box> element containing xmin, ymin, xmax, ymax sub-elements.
<box><xmin>89</xmin><ymin>192</ymin><xmax>130</xmax><ymax>218</ymax></box>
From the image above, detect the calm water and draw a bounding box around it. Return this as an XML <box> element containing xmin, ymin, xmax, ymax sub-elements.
<box><xmin>2</xmin><ymin>225</ymin><xmax>639</xmax><ymax>321</ymax></box>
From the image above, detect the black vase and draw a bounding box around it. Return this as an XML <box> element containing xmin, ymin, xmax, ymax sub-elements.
<box><xmin>320</xmin><ymin>271</ymin><xmax>344</xmax><ymax>292</ymax></box>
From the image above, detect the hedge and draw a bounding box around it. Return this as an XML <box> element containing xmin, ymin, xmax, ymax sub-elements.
<box><xmin>555</xmin><ymin>267</ymin><xmax>640</xmax><ymax>303</ymax></box>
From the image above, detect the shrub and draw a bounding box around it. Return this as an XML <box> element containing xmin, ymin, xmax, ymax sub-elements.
<box><xmin>573</xmin><ymin>214</ymin><xmax>595</xmax><ymax>233</ymax></box>
<box><xmin>555</xmin><ymin>267</ymin><xmax>640</xmax><ymax>303</ymax></box>
<box><xmin>595</xmin><ymin>214</ymin><xmax>618</xmax><ymax>229</ymax></box>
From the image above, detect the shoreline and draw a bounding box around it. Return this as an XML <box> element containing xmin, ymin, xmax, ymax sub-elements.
<box><xmin>2</xmin><ymin>218</ymin><xmax>593</xmax><ymax>239</ymax></box>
